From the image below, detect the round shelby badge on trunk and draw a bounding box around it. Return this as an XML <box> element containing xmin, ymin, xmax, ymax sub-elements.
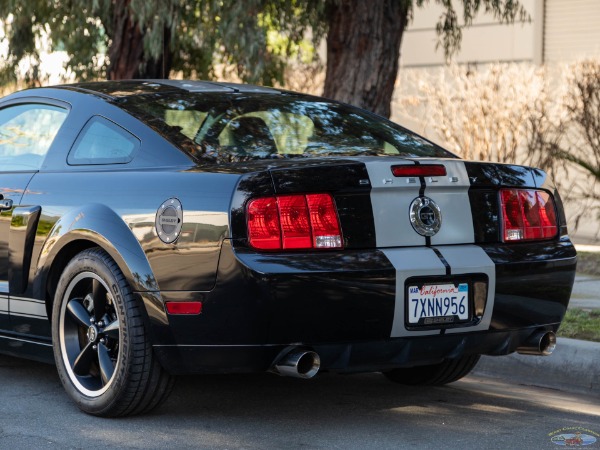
<box><xmin>409</xmin><ymin>196</ymin><xmax>442</xmax><ymax>236</ymax></box>
<box><xmin>156</xmin><ymin>198</ymin><xmax>183</xmax><ymax>243</ymax></box>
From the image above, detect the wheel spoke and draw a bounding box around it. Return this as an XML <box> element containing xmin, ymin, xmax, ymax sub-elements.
<box><xmin>66</xmin><ymin>299</ymin><xmax>92</xmax><ymax>328</ymax></box>
<box><xmin>102</xmin><ymin>319</ymin><xmax>119</xmax><ymax>340</ymax></box>
<box><xmin>97</xmin><ymin>343</ymin><xmax>115</xmax><ymax>386</ymax></box>
<box><xmin>73</xmin><ymin>342</ymin><xmax>96</xmax><ymax>376</ymax></box>
<box><xmin>92</xmin><ymin>278</ymin><xmax>106</xmax><ymax>321</ymax></box>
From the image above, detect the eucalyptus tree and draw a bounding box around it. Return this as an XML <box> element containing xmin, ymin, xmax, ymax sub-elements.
<box><xmin>0</xmin><ymin>0</ymin><xmax>107</xmax><ymax>83</ymax></box>
<box><xmin>0</xmin><ymin>0</ymin><xmax>527</xmax><ymax>118</ymax></box>
<box><xmin>0</xmin><ymin>0</ymin><xmax>322</xmax><ymax>84</ymax></box>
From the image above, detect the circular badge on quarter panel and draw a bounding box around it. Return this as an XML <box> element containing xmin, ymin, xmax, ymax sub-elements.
<box><xmin>156</xmin><ymin>198</ymin><xmax>183</xmax><ymax>243</ymax></box>
<box><xmin>409</xmin><ymin>196</ymin><xmax>442</xmax><ymax>237</ymax></box>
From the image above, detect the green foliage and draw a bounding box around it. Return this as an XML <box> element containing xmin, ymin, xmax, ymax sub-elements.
<box><xmin>0</xmin><ymin>0</ymin><xmax>327</xmax><ymax>86</ymax></box>
<box><xmin>559</xmin><ymin>308</ymin><xmax>600</xmax><ymax>342</ymax></box>
<box><xmin>0</xmin><ymin>0</ymin><xmax>109</xmax><ymax>85</ymax></box>
<box><xmin>171</xmin><ymin>0</ymin><xmax>326</xmax><ymax>84</ymax></box>
<box><xmin>170</xmin><ymin>2</ymin><xmax>217</xmax><ymax>80</ymax></box>
<box><xmin>0</xmin><ymin>0</ymin><xmax>527</xmax><ymax>87</ymax></box>
<box><xmin>560</xmin><ymin>249</ymin><xmax>600</xmax><ymax>343</ymax></box>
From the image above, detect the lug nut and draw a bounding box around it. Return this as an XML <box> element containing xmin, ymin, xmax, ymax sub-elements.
<box><xmin>97</xmin><ymin>321</ymin><xmax>104</xmax><ymax>327</ymax></box>
<box><xmin>92</xmin><ymin>345</ymin><xmax>97</xmax><ymax>350</ymax></box>
<box><xmin>99</xmin><ymin>338</ymin><xmax>106</xmax><ymax>344</ymax></box>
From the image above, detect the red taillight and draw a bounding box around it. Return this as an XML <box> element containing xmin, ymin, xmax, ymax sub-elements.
<box><xmin>247</xmin><ymin>197</ymin><xmax>281</xmax><ymax>249</ymax></box>
<box><xmin>165</xmin><ymin>301</ymin><xmax>202</xmax><ymax>315</ymax></box>
<box><xmin>500</xmin><ymin>188</ymin><xmax>558</xmax><ymax>242</ymax></box>
<box><xmin>278</xmin><ymin>195</ymin><xmax>312</xmax><ymax>249</ymax></box>
<box><xmin>306</xmin><ymin>194</ymin><xmax>343</xmax><ymax>248</ymax></box>
<box><xmin>391</xmin><ymin>164</ymin><xmax>447</xmax><ymax>177</ymax></box>
<box><xmin>247</xmin><ymin>193</ymin><xmax>343</xmax><ymax>250</ymax></box>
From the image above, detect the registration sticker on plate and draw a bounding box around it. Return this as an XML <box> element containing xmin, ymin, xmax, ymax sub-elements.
<box><xmin>407</xmin><ymin>283</ymin><xmax>469</xmax><ymax>325</ymax></box>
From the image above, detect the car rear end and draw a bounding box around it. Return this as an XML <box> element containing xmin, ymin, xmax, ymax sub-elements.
<box><xmin>113</xmin><ymin>83</ymin><xmax>576</xmax><ymax>376</ymax></box>
<box><xmin>224</xmin><ymin>157</ymin><xmax>576</xmax><ymax>374</ymax></box>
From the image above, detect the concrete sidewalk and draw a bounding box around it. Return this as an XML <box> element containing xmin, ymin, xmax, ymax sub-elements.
<box><xmin>570</xmin><ymin>274</ymin><xmax>600</xmax><ymax>310</ymax></box>
<box><xmin>473</xmin><ymin>244</ymin><xmax>600</xmax><ymax>395</ymax></box>
<box><xmin>570</xmin><ymin>243</ymin><xmax>600</xmax><ymax>310</ymax></box>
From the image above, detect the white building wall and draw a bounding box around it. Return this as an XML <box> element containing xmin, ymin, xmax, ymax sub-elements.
<box><xmin>401</xmin><ymin>0</ymin><xmax>541</xmax><ymax>67</ymax></box>
<box><xmin>544</xmin><ymin>0</ymin><xmax>600</xmax><ymax>62</ymax></box>
<box><xmin>400</xmin><ymin>0</ymin><xmax>600</xmax><ymax>66</ymax></box>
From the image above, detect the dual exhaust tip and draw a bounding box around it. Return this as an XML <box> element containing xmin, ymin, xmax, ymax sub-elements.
<box><xmin>272</xmin><ymin>349</ymin><xmax>320</xmax><ymax>379</ymax></box>
<box><xmin>517</xmin><ymin>331</ymin><xmax>557</xmax><ymax>356</ymax></box>
<box><xmin>271</xmin><ymin>330</ymin><xmax>556</xmax><ymax>379</ymax></box>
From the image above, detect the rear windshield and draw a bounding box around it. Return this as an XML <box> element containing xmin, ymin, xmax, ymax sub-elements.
<box><xmin>117</xmin><ymin>92</ymin><xmax>455</xmax><ymax>163</ymax></box>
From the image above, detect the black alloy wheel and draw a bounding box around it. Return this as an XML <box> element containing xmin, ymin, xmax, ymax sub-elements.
<box><xmin>52</xmin><ymin>248</ymin><xmax>174</xmax><ymax>417</ymax></box>
<box><xmin>59</xmin><ymin>271</ymin><xmax>120</xmax><ymax>396</ymax></box>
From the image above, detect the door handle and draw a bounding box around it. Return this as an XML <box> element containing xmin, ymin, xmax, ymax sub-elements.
<box><xmin>0</xmin><ymin>195</ymin><xmax>13</xmax><ymax>211</ymax></box>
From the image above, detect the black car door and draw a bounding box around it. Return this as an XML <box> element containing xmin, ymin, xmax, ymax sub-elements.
<box><xmin>1</xmin><ymin>172</ymin><xmax>38</xmax><ymax>329</ymax></box>
<box><xmin>0</xmin><ymin>102</ymin><xmax>69</xmax><ymax>334</ymax></box>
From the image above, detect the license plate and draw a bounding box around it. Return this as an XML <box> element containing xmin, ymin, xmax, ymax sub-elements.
<box><xmin>407</xmin><ymin>282</ymin><xmax>469</xmax><ymax>325</ymax></box>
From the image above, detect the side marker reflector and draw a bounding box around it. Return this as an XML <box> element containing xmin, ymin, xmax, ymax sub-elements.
<box><xmin>166</xmin><ymin>301</ymin><xmax>203</xmax><ymax>315</ymax></box>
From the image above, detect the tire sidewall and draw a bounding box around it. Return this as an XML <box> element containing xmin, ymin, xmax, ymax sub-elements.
<box><xmin>52</xmin><ymin>250</ymin><xmax>132</xmax><ymax>415</ymax></box>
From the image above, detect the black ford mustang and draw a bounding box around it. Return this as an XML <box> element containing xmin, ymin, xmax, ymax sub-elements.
<box><xmin>0</xmin><ymin>80</ymin><xmax>576</xmax><ymax>416</ymax></box>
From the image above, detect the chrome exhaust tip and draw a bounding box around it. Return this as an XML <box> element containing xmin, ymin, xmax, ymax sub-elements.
<box><xmin>273</xmin><ymin>350</ymin><xmax>320</xmax><ymax>379</ymax></box>
<box><xmin>517</xmin><ymin>331</ymin><xmax>557</xmax><ymax>356</ymax></box>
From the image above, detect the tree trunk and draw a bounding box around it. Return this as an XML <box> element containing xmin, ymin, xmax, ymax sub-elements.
<box><xmin>139</xmin><ymin>27</ymin><xmax>173</xmax><ymax>79</ymax></box>
<box><xmin>107</xmin><ymin>0</ymin><xmax>144</xmax><ymax>80</ymax></box>
<box><xmin>323</xmin><ymin>0</ymin><xmax>410</xmax><ymax>118</ymax></box>
<box><xmin>108</xmin><ymin>2</ymin><xmax>173</xmax><ymax>80</ymax></box>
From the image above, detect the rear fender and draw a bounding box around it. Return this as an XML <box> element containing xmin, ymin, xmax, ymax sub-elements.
<box><xmin>34</xmin><ymin>203</ymin><xmax>159</xmax><ymax>297</ymax></box>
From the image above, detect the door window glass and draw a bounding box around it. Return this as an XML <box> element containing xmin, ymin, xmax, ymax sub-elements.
<box><xmin>0</xmin><ymin>104</ymin><xmax>67</xmax><ymax>170</ymax></box>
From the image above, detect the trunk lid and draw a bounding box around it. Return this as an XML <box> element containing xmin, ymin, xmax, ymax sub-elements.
<box><xmin>232</xmin><ymin>157</ymin><xmax>557</xmax><ymax>249</ymax></box>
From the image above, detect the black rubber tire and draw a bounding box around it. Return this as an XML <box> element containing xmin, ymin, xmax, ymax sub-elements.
<box><xmin>383</xmin><ymin>355</ymin><xmax>481</xmax><ymax>386</ymax></box>
<box><xmin>51</xmin><ymin>247</ymin><xmax>174</xmax><ymax>417</ymax></box>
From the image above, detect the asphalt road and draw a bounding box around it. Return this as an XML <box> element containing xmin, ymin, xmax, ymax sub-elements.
<box><xmin>1</xmin><ymin>354</ymin><xmax>599</xmax><ymax>449</ymax></box>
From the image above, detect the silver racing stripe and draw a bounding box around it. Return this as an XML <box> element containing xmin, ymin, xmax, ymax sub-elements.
<box><xmin>9</xmin><ymin>296</ymin><xmax>47</xmax><ymax>318</ymax></box>
<box><xmin>363</xmin><ymin>159</ymin><xmax>424</xmax><ymax>247</ymax></box>
<box><xmin>382</xmin><ymin>247</ymin><xmax>447</xmax><ymax>337</ymax></box>
<box><xmin>434</xmin><ymin>245</ymin><xmax>496</xmax><ymax>333</ymax></box>
<box><xmin>425</xmin><ymin>160</ymin><xmax>475</xmax><ymax>245</ymax></box>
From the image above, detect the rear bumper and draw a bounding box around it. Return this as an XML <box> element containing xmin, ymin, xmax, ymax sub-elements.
<box><xmin>154</xmin><ymin>325</ymin><xmax>558</xmax><ymax>375</ymax></box>
<box><xmin>146</xmin><ymin>238</ymin><xmax>576</xmax><ymax>374</ymax></box>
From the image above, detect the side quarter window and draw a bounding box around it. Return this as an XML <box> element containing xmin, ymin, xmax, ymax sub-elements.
<box><xmin>0</xmin><ymin>103</ymin><xmax>68</xmax><ymax>171</ymax></box>
<box><xmin>68</xmin><ymin>116</ymin><xmax>140</xmax><ymax>165</ymax></box>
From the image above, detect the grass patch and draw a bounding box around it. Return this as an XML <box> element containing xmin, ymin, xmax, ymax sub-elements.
<box><xmin>576</xmin><ymin>251</ymin><xmax>600</xmax><ymax>276</ymax></box>
<box><xmin>558</xmin><ymin>308</ymin><xmax>600</xmax><ymax>342</ymax></box>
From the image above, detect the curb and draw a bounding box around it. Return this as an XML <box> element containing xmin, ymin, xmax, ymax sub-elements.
<box><xmin>472</xmin><ymin>337</ymin><xmax>600</xmax><ymax>395</ymax></box>
<box><xmin>575</xmin><ymin>244</ymin><xmax>600</xmax><ymax>253</ymax></box>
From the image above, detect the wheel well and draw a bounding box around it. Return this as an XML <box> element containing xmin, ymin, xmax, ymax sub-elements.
<box><xmin>45</xmin><ymin>240</ymin><xmax>97</xmax><ymax>320</ymax></box>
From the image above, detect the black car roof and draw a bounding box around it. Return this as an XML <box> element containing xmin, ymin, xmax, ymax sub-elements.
<box><xmin>58</xmin><ymin>80</ymin><xmax>281</xmax><ymax>100</ymax></box>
